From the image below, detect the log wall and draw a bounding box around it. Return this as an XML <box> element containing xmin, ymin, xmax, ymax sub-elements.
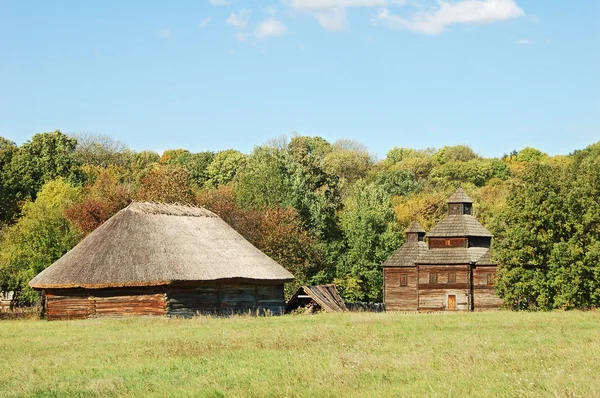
<box><xmin>472</xmin><ymin>266</ymin><xmax>502</xmax><ymax>310</ymax></box>
<box><xmin>417</xmin><ymin>265</ymin><xmax>469</xmax><ymax>311</ymax></box>
<box><xmin>45</xmin><ymin>283</ymin><xmax>286</xmax><ymax>320</ymax></box>
<box><xmin>46</xmin><ymin>288</ymin><xmax>167</xmax><ymax>321</ymax></box>
<box><xmin>428</xmin><ymin>238</ymin><xmax>467</xmax><ymax>249</ymax></box>
<box><xmin>166</xmin><ymin>283</ymin><xmax>285</xmax><ymax>317</ymax></box>
<box><xmin>383</xmin><ymin>267</ymin><xmax>418</xmax><ymax>311</ymax></box>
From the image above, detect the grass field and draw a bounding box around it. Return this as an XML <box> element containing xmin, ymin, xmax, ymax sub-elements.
<box><xmin>1</xmin><ymin>311</ymin><xmax>599</xmax><ymax>397</ymax></box>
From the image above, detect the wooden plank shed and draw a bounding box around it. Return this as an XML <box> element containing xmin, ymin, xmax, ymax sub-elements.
<box><xmin>29</xmin><ymin>202</ymin><xmax>294</xmax><ymax>320</ymax></box>
<box><xmin>285</xmin><ymin>285</ymin><xmax>347</xmax><ymax>313</ymax></box>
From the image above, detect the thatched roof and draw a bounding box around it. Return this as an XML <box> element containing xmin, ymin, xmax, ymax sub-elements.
<box><xmin>447</xmin><ymin>188</ymin><xmax>473</xmax><ymax>203</ymax></box>
<box><xmin>29</xmin><ymin>202</ymin><xmax>294</xmax><ymax>289</ymax></box>
<box><xmin>416</xmin><ymin>247</ymin><xmax>493</xmax><ymax>265</ymax></box>
<box><xmin>427</xmin><ymin>215</ymin><xmax>492</xmax><ymax>238</ymax></box>
<box><xmin>382</xmin><ymin>241</ymin><xmax>428</xmax><ymax>267</ymax></box>
<box><xmin>285</xmin><ymin>285</ymin><xmax>347</xmax><ymax>313</ymax></box>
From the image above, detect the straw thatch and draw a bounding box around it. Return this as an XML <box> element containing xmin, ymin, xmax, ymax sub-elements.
<box><xmin>29</xmin><ymin>202</ymin><xmax>294</xmax><ymax>289</ymax></box>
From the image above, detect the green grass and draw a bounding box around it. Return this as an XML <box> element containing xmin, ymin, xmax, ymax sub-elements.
<box><xmin>1</xmin><ymin>311</ymin><xmax>599</xmax><ymax>397</ymax></box>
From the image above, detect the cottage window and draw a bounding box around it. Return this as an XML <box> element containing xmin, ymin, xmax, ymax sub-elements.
<box><xmin>399</xmin><ymin>274</ymin><xmax>408</xmax><ymax>287</ymax></box>
<box><xmin>429</xmin><ymin>273</ymin><xmax>438</xmax><ymax>284</ymax></box>
<box><xmin>487</xmin><ymin>273</ymin><xmax>496</xmax><ymax>286</ymax></box>
<box><xmin>448</xmin><ymin>272</ymin><xmax>456</xmax><ymax>284</ymax></box>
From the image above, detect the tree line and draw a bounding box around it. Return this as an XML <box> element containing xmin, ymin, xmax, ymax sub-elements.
<box><xmin>0</xmin><ymin>130</ymin><xmax>598</xmax><ymax>309</ymax></box>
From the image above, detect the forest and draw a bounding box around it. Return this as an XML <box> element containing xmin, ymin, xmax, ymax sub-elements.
<box><xmin>0</xmin><ymin>130</ymin><xmax>599</xmax><ymax>310</ymax></box>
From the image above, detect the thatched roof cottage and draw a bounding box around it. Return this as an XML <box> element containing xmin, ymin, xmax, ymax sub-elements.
<box><xmin>30</xmin><ymin>202</ymin><xmax>294</xmax><ymax>320</ymax></box>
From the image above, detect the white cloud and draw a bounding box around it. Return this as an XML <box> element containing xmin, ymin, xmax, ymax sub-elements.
<box><xmin>226</xmin><ymin>9</ymin><xmax>252</xmax><ymax>28</ymax></box>
<box><xmin>228</xmin><ymin>49</ymin><xmax>235</xmax><ymax>54</ymax></box>
<box><xmin>255</xmin><ymin>18</ymin><xmax>288</xmax><ymax>39</ymax></box>
<box><xmin>374</xmin><ymin>0</ymin><xmax>525</xmax><ymax>34</ymax></box>
<box><xmin>158</xmin><ymin>28</ymin><xmax>171</xmax><ymax>39</ymax></box>
<box><xmin>515</xmin><ymin>38</ymin><xmax>534</xmax><ymax>45</ymax></box>
<box><xmin>235</xmin><ymin>32</ymin><xmax>249</xmax><ymax>42</ymax></box>
<box><xmin>289</xmin><ymin>0</ymin><xmax>386</xmax><ymax>10</ymax></box>
<box><xmin>199</xmin><ymin>17</ymin><xmax>212</xmax><ymax>28</ymax></box>
<box><xmin>210</xmin><ymin>0</ymin><xmax>232</xmax><ymax>5</ymax></box>
<box><xmin>316</xmin><ymin>7</ymin><xmax>348</xmax><ymax>31</ymax></box>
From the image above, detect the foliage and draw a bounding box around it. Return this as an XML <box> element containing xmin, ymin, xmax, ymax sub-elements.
<box><xmin>205</xmin><ymin>149</ymin><xmax>246</xmax><ymax>188</ymax></box>
<box><xmin>65</xmin><ymin>169</ymin><xmax>131</xmax><ymax>235</ymax></box>
<box><xmin>337</xmin><ymin>181</ymin><xmax>401</xmax><ymax>301</ymax></box>
<box><xmin>0</xmin><ymin>179</ymin><xmax>82</xmax><ymax>305</ymax></box>
<box><xmin>429</xmin><ymin>158</ymin><xmax>510</xmax><ymax>187</ymax></box>
<box><xmin>7</xmin><ymin>131</ymin><xmax>83</xmax><ymax>203</ymax></box>
<box><xmin>493</xmin><ymin>155</ymin><xmax>600</xmax><ymax>310</ymax></box>
<box><xmin>136</xmin><ymin>164</ymin><xmax>194</xmax><ymax>203</ymax></box>
<box><xmin>160</xmin><ymin>149</ymin><xmax>215</xmax><ymax>189</ymax></box>
<box><xmin>516</xmin><ymin>147</ymin><xmax>548</xmax><ymax>163</ymax></box>
<box><xmin>371</xmin><ymin>165</ymin><xmax>422</xmax><ymax>197</ymax></box>
<box><xmin>72</xmin><ymin>132</ymin><xmax>129</xmax><ymax>168</ymax></box>
<box><xmin>0</xmin><ymin>137</ymin><xmax>19</xmax><ymax>224</ymax></box>
<box><xmin>433</xmin><ymin>145</ymin><xmax>478</xmax><ymax>164</ymax></box>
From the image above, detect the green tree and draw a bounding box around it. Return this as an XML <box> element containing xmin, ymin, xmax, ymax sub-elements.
<box><xmin>161</xmin><ymin>149</ymin><xmax>215</xmax><ymax>189</ymax></box>
<box><xmin>136</xmin><ymin>164</ymin><xmax>194</xmax><ymax>203</ymax></box>
<box><xmin>516</xmin><ymin>147</ymin><xmax>548</xmax><ymax>163</ymax></box>
<box><xmin>337</xmin><ymin>181</ymin><xmax>402</xmax><ymax>301</ymax></box>
<box><xmin>433</xmin><ymin>145</ymin><xmax>478</xmax><ymax>164</ymax></box>
<box><xmin>0</xmin><ymin>179</ymin><xmax>82</xmax><ymax>304</ymax></box>
<box><xmin>205</xmin><ymin>149</ymin><xmax>246</xmax><ymax>188</ymax></box>
<box><xmin>8</xmin><ymin>130</ymin><xmax>83</xmax><ymax>203</ymax></box>
<box><xmin>0</xmin><ymin>137</ymin><xmax>19</xmax><ymax>224</ymax></box>
<box><xmin>493</xmin><ymin>156</ymin><xmax>600</xmax><ymax>310</ymax></box>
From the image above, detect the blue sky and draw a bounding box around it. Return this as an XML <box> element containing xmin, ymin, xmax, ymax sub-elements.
<box><xmin>1</xmin><ymin>0</ymin><xmax>598</xmax><ymax>158</ymax></box>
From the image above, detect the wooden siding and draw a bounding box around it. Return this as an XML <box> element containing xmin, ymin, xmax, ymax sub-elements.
<box><xmin>45</xmin><ymin>283</ymin><xmax>286</xmax><ymax>320</ymax></box>
<box><xmin>428</xmin><ymin>238</ymin><xmax>467</xmax><ymax>249</ymax></box>
<box><xmin>167</xmin><ymin>283</ymin><xmax>285</xmax><ymax>317</ymax></box>
<box><xmin>383</xmin><ymin>268</ymin><xmax>418</xmax><ymax>311</ymax></box>
<box><xmin>418</xmin><ymin>265</ymin><xmax>469</xmax><ymax>311</ymax></box>
<box><xmin>472</xmin><ymin>266</ymin><xmax>502</xmax><ymax>310</ymax></box>
<box><xmin>46</xmin><ymin>288</ymin><xmax>167</xmax><ymax>321</ymax></box>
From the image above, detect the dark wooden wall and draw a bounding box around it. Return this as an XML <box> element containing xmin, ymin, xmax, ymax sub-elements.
<box><xmin>383</xmin><ymin>267</ymin><xmax>418</xmax><ymax>311</ymax></box>
<box><xmin>472</xmin><ymin>266</ymin><xmax>502</xmax><ymax>310</ymax></box>
<box><xmin>44</xmin><ymin>283</ymin><xmax>286</xmax><ymax>320</ymax></box>
<box><xmin>417</xmin><ymin>265</ymin><xmax>469</xmax><ymax>311</ymax></box>
<box><xmin>428</xmin><ymin>238</ymin><xmax>467</xmax><ymax>249</ymax></box>
<box><xmin>167</xmin><ymin>283</ymin><xmax>285</xmax><ymax>317</ymax></box>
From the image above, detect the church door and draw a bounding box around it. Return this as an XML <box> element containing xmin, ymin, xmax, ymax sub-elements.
<box><xmin>448</xmin><ymin>295</ymin><xmax>456</xmax><ymax>311</ymax></box>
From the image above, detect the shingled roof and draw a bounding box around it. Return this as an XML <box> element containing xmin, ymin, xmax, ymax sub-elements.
<box><xmin>427</xmin><ymin>215</ymin><xmax>492</xmax><ymax>238</ymax></box>
<box><xmin>405</xmin><ymin>221</ymin><xmax>426</xmax><ymax>234</ymax></box>
<box><xmin>382</xmin><ymin>241</ymin><xmax>429</xmax><ymax>267</ymax></box>
<box><xmin>29</xmin><ymin>202</ymin><xmax>294</xmax><ymax>289</ymax></box>
<box><xmin>416</xmin><ymin>247</ymin><xmax>493</xmax><ymax>265</ymax></box>
<box><xmin>447</xmin><ymin>188</ymin><xmax>473</xmax><ymax>203</ymax></box>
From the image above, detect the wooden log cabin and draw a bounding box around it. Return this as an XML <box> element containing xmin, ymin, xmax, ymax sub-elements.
<box><xmin>382</xmin><ymin>188</ymin><xmax>502</xmax><ymax>312</ymax></box>
<box><xmin>29</xmin><ymin>202</ymin><xmax>294</xmax><ymax>320</ymax></box>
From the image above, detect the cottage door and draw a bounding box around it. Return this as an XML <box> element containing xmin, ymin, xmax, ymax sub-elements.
<box><xmin>448</xmin><ymin>295</ymin><xmax>456</xmax><ymax>311</ymax></box>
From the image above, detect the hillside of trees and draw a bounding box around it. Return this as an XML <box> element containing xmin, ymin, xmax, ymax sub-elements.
<box><xmin>1</xmin><ymin>130</ymin><xmax>599</xmax><ymax>310</ymax></box>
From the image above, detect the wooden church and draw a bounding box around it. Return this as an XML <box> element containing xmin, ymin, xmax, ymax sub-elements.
<box><xmin>382</xmin><ymin>188</ymin><xmax>502</xmax><ymax>312</ymax></box>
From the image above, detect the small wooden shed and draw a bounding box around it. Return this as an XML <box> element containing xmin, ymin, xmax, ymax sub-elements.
<box><xmin>285</xmin><ymin>285</ymin><xmax>347</xmax><ymax>313</ymax></box>
<box><xmin>29</xmin><ymin>202</ymin><xmax>294</xmax><ymax>320</ymax></box>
